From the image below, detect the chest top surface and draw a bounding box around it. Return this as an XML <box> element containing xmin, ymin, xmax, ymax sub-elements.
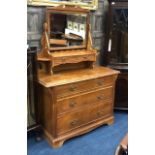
<box><xmin>38</xmin><ymin>66</ymin><xmax>119</xmax><ymax>87</ymax></box>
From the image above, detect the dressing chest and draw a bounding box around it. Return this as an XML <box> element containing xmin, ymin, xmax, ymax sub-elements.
<box><xmin>36</xmin><ymin>6</ymin><xmax>119</xmax><ymax>148</ymax></box>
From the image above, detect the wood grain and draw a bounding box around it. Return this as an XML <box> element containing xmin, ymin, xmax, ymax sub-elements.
<box><xmin>36</xmin><ymin>6</ymin><xmax>119</xmax><ymax>149</ymax></box>
<box><xmin>57</xmin><ymin>86</ymin><xmax>113</xmax><ymax>115</ymax></box>
<box><xmin>38</xmin><ymin>66</ymin><xmax>119</xmax><ymax>87</ymax></box>
<box><xmin>37</xmin><ymin>66</ymin><xmax>119</xmax><ymax>148</ymax></box>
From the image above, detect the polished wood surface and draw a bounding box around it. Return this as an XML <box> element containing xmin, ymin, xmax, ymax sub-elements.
<box><xmin>57</xmin><ymin>87</ymin><xmax>113</xmax><ymax>115</ymax></box>
<box><xmin>50</xmin><ymin>39</ymin><xmax>67</xmax><ymax>46</ymax></box>
<box><xmin>55</xmin><ymin>76</ymin><xmax>113</xmax><ymax>99</ymax></box>
<box><xmin>51</xmin><ymin>50</ymin><xmax>96</xmax><ymax>67</ymax></box>
<box><xmin>57</xmin><ymin>100</ymin><xmax>112</xmax><ymax>135</ymax></box>
<box><xmin>50</xmin><ymin>50</ymin><xmax>94</xmax><ymax>57</ymax></box>
<box><xmin>38</xmin><ymin>66</ymin><xmax>119</xmax><ymax>87</ymax></box>
<box><xmin>37</xmin><ymin>66</ymin><xmax>119</xmax><ymax>148</ymax></box>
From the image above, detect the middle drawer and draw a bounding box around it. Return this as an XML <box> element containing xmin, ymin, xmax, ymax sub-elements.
<box><xmin>57</xmin><ymin>86</ymin><xmax>113</xmax><ymax>115</ymax></box>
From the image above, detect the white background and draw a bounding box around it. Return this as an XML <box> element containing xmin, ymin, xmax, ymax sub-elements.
<box><xmin>0</xmin><ymin>0</ymin><xmax>155</xmax><ymax>154</ymax></box>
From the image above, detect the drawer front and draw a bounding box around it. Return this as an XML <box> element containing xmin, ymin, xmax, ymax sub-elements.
<box><xmin>55</xmin><ymin>76</ymin><xmax>114</xmax><ymax>99</ymax></box>
<box><xmin>88</xmin><ymin>100</ymin><xmax>112</xmax><ymax>122</ymax></box>
<box><xmin>53</xmin><ymin>54</ymin><xmax>96</xmax><ymax>67</ymax></box>
<box><xmin>57</xmin><ymin>108</ymin><xmax>87</xmax><ymax>135</ymax></box>
<box><xmin>57</xmin><ymin>100</ymin><xmax>112</xmax><ymax>135</ymax></box>
<box><xmin>57</xmin><ymin>86</ymin><xmax>113</xmax><ymax>115</ymax></box>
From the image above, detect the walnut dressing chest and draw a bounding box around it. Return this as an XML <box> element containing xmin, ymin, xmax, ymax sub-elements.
<box><xmin>37</xmin><ymin>66</ymin><xmax>119</xmax><ymax>148</ymax></box>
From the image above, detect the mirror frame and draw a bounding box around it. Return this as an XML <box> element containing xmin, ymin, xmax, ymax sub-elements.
<box><xmin>27</xmin><ymin>0</ymin><xmax>98</xmax><ymax>10</ymax></box>
<box><xmin>46</xmin><ymin>6</ymin><xmax>90</xmax><ymax>51</ymax></box>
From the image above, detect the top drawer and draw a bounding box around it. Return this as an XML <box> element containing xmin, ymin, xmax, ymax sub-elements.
<box><xmin>55</xmin><ymin>76</ymin><xmax>114</xmax><ymax>99</ymax></box>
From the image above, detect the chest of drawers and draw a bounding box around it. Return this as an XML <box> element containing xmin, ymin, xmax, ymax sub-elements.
<box><xmin>37</xmin><ymin>66</ymin><xmax>119</xmax><ymax>148</ymax></box>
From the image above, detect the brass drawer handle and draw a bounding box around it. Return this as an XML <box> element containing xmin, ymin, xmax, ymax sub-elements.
<box><xmin>97</xmin><ymin>95</ymin><xmax>104</xmax><ymax>100</ymax></box>
<box><xmin>97</xmin><ymin>81</ymin><xmax>104</xmax><ymax>86</ymax></box>
<box><xmin>61</xmin><ymin>58</ymin><xmax>66</xmax><ymax>62</ymax></box>
<box><xmin>69</xmin><ymin>101</ymin><xmax>77</xmax><ymax>108</ymax></box>
<box><xmin>70</xmin><ymin>120</ymin><xmax>78</xmax><ymax>126</ymax></box>
<box><xmin>69</xmin><ymin>85</ymin><xmax>77</xmax><ymax>91</ymax></box>
<box><xmin>96</xmin><ymin>111</ymin><xmax>103</xmax><ymax>117</ymax></box>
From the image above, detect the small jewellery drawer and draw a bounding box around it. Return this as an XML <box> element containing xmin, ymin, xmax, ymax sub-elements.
<box><xmin>57</xmin><ymin>100</ymin><xmax>112</xmax><ymax>135</ymax></box>
<box><xmin>53</xmin><ymin>54</ymin><xmax>95</xmax><ymax>67</ymax></box>
<box><xmin>55</xmin><ymin>76</ymin><xmax>114</xmax><ymax>99</ymax></box>
<box><xmin>57</xmin><ymin>86</ymin><xmax>113</xmax><ymax>115</ymax></box>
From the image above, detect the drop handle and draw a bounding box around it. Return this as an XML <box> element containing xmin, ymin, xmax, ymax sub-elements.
<box><xmin>70</xmin><ymin>120</ymin><xmax>78</xmax><ymax>126</ymax></box>
<box><xmin>97</xmin><ymin>95</ymin><xmax>104</xmax><ymax>100</ymax></box>
<box><xmin>69</xmin><ymin>101</ymin><xmax>77</xmax><ymax>108</ymax></box>
<box><xmin>83</xmin><ymin>56</ymin><xmax>87</xmax><ymax>59</ymax></box>
<box><xmin>97</xmin><ymin>81</ymin><xmax>104</xmax><ymax>86</ymax></box>
<box><xmin>61</xmin><ymin>58</ymin><xmax>66</xmax><ymax>62</ymax></box>
<box><xmin>96</xmin><ymin>111</ymin><xmax>103</xmax><ymax>117</ymax></box>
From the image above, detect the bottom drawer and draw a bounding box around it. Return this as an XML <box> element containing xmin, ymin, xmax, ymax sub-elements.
<box><xmin>57</xmin><ymin>100</ymin><xmax>112</xmax><ymax>135</ymax></box>
<box><xmin>88</xmin><ymin>101</ymin><xmax>112</xmax><ymax>122</ymax></box>
<box><xmin>57</xmin><ymin>109</ymin><xmax>87</xmax><ymax>135</ymax></box>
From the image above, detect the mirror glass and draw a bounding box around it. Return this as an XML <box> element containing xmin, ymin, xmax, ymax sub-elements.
<box><xmin>49</xmin><ymin>12</ymin><xmax>87</xmax><ymax>50</ymax></box>
<box><xmin>50</xmin><ymin>0</ymin><xmax>94</xmax><ymax>4</ymax></box>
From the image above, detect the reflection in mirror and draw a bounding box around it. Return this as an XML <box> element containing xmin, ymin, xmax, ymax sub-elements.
<box><xmin>50</xmin><ymin>0</ymin><xmax>94</xmax><ymax>4</ymax></box>
<box><xmin>49</xmin><ymin>13</ymin><xmax>87</xmax><ymax>49</ymax></box>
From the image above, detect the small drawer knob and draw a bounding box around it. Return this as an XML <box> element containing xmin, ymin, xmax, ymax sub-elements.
<box><xmin>61</xmin><ymin>58</ymin><xmax>66</xmax><ymax>62</ymax></box>
<box><xmin>69</xmin><ymin>101</ymin><xmax>77</xmax><ymax>108</ymax></box>
<box><xmin>97</xmin><ymin>81</ymin><xmax>103</xmax><ymax>86</ymax></box>
<box><xmin>96</xmin><ymin>111</ymin><xmax>103</xmax><ymax>117</ymax></box>
<box><xmin>70</xmin><ymin>120</ymin><xmax>78</xmax><ymax>126</ymax></box>
<box><xmin>97</xmin><ymin>95</ymin><xmax>104</xmax><ymax>100</ymax></box>
<box><xmin>69</xmin><ymin>85</ymin><xmax>77</xmax><ymax>91</ymax></box>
